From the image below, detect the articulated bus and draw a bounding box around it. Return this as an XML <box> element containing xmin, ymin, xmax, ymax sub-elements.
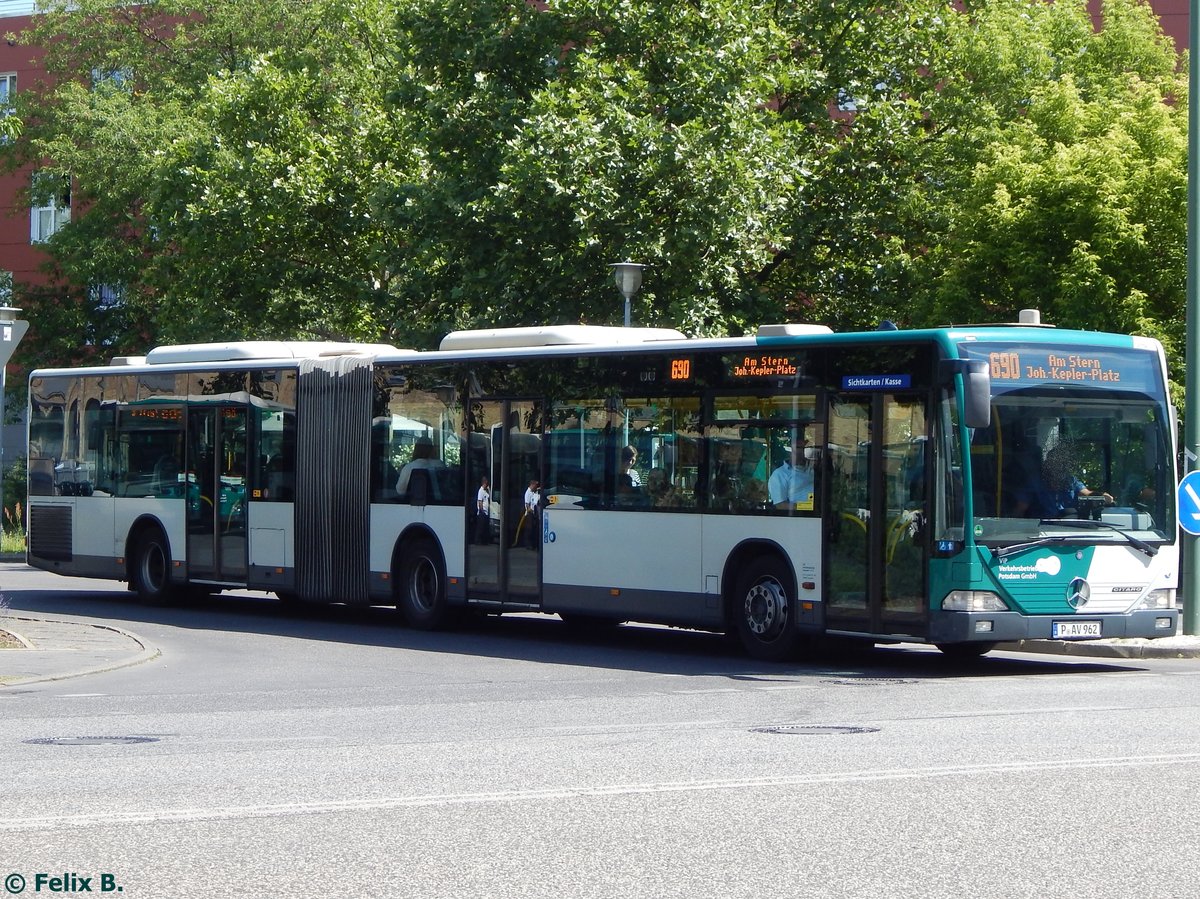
<box><xmin>24</xmin><ymin>316</ymin><xmax>1179</xmax><ymax>660</ymax></box>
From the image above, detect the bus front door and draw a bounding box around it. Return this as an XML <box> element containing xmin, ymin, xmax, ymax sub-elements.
<box><xmin>186</xmin><ymin>405</ymin><xmax>249</xmax><ymax>584</ymax></box>
<box><xmin>465</xmin><ymin>399</ymin><xmax>542</xmax><ymax>605</ymax></box>
<box><xmin>825</xmin><ymin>393</ymin><xmax>928</xmax><ymax>637</ymax></box>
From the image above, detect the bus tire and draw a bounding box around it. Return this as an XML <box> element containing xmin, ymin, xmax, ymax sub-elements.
<box><xmin>936</xmin><ymin>642</ymin><xmax>997</xmax><ymax>659</ymax></box>
<box><xmin>398</xmin><ymin>538</ymin><xmax>449</xmax><ymax>630</ymax></box>
<box><xmin>733</xmin><ymin>555</ymin><xmax>803</xmax><ymax>662</ymax></box>
<box><xmin>131</xmin><ymin>527</ymin><xmax>174</xmax><ymax>606</ymax></box>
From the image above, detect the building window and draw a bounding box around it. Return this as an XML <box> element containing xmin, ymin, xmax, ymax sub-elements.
<box><xmin>90</xmin><ymin>284</ymin><xmax>124</xmax><ymax>309</ymax></box>
<box><xmin>0</xmin><ymin>72</ymin><xmax>15</xmax><ymax>112</ymax></box>
<box><xmin>30</xmin><ymin>172</ymin><xmax>71</xmax><ymax>244</ymax></box>
<box><xmin>0</xmin><ymin>73</ymin><xmax>16</xmax><ymax>145</ymax></box>
<box><xmin>91</xmin><ymin>67</ymin><xmax>132</xmax><ymax>91</ymax></box>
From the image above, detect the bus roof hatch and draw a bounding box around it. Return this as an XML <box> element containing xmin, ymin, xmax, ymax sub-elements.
<box><xmin>144</xmin><ymin>341</ymin><xmax>403</xmax><ymax>365</ymax></box>
<box><xmin>439</xmin><ymin>325</ymin><xmax>687</xmax><ymax>351</ymax></box>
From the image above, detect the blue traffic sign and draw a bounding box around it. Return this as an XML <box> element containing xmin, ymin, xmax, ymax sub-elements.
<box><xmin>1179</xmin><ymin>470</ymin><xmax>1200</xmax><ymax>536</ymax></box>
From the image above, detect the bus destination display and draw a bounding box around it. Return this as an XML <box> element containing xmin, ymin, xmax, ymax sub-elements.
<box><xmin>987</xmin><ymin>351</ymin><xmax>1121</xmax><ymax>383</ymax></box>
<box><xmin>729</xmin><ymin>354</ymin><xmax>800</xmax><ymax>379</ymax></box>
<box><xmin>959</xmin><ymin>342</ymin><xmax>1160</xmax><ymax>395</ymax></box>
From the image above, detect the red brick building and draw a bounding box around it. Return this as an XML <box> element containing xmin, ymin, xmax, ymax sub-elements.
<box><xmin>0</xmin><ymin>3</ymin><xmax>46</xmax><ymax>305</ymax></box>
<box><xmin>1145</xmin><ymin>0</ymin><xmax>1189</xmax><ymax>49</ymax></box>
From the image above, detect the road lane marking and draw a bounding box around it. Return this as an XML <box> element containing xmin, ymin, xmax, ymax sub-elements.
<box><xmin>5</xmin><ymin>752</ymin><xmax>1200</xmax><ymax>831</ymax></box>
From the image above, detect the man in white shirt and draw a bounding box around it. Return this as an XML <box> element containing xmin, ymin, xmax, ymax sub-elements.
<box><xmin>768</xmin><ymin>436</ymin><xmax>814</xmax><ymax>510</ymax></box>
<box><xmin>522</xmin><ymin>479</ymin><xmax>541</xmax><ymax>548</ymax></box>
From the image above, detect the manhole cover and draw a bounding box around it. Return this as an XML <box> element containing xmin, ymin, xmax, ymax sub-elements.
<box><xmin>751</xmin><ymin>725</ymin><xmax>880</xmax><ymax>735</ymax></box>
<box><xmin>24</xmin><ymin>736</ymin><xmax>160</xmax><ymax>746</ymax></box>
<box><xmin>822</xmin><ymin>677</ymin><xmax>917</xmax><ymax>686</ymax></box>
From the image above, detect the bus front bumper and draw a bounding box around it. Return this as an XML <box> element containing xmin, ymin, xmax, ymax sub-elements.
<box><xmin>928</xmin><ymin>609</ymin><xmax>1179</xmax><ymax>644</ymax></box>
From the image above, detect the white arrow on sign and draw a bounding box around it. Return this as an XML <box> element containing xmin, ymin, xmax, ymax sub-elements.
<box><xmin>1187</xmin><ymin>482</ymin><xmax>1200</xmax><ymax>524</ymax></box>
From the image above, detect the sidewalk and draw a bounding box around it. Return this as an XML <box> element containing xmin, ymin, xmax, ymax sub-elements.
<box><xmin>995</xmin><ymin>632</ymin><xmax>1200</xmax><ymax>659</ymax></box>
<box><xmin>0</xmin><ymin>614</ymin><xmax>160</xmax><ymax>686</ymax></box>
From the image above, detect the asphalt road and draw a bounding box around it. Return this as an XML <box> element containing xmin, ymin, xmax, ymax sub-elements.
<box><xmin>3</xmin><ymin>567</ymin><xmax>1200</xmax><ymax>899</ymax></box>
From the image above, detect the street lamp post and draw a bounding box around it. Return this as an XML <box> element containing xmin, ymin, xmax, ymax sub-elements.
<box><xmin>609</xmin><ymin>262</ymin><xmax>646</xmax><ymax>327</ymax></box>
<box><xmin>0</xmin><ymin>305</ymin><xmax>28</xmax><ymax>531</ymax></box>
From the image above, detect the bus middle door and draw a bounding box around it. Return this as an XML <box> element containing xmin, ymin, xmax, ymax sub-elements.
<box><xmin>825</xmin><ymin>392</ymin><xmax>928</xmax><ymax>637</ymax></box>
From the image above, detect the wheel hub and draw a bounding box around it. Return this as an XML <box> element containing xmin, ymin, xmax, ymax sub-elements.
<box><xmin>745</xmin><ymin>579</ymin><xmax>787</xmax><ymax>637</ymax></box>
<box><xmin>410</xmin><ymin>559</ymin><xmax>438</xmax><ymax>612</ymax></box>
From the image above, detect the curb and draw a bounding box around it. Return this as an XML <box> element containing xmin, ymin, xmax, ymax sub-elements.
<box><xmin>0</xmin><ymin>616</ymin><xmax>161</xmax><ymax>687</ymax></box>
<box><xmin>998</xmin><ymin>638</ymin><xmax>1200</xmax><ymax>660</ymax></box>
<box><xmin>0</xmin><ymin>624</ymin><xmax>33</xmax><ymax>649</ymax></box>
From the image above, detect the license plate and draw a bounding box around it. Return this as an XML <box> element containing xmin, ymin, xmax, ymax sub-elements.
<box><xmin>1052</xmin><ymin>620</ymin><xmax>1102</xmax><ymax>639</ymax></box>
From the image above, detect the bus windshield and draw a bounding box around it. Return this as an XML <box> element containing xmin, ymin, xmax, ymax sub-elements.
<box><xmin>968</xmin><ymin>391</ymin><xmax>1173</xmax><ymax>544</ymax></box>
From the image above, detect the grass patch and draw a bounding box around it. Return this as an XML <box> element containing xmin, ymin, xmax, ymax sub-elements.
<box><xmin>0</xmin><ymin>528</ymin><xmax>22</xmax><ymax>555</ymax></box>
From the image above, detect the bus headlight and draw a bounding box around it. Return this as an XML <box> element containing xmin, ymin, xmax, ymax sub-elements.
<box><xmin>1135</xmin><ymin>589</ymin><xmax>1175</xmax><ymax>611</ymax></box>
<box><xmin>942</xmin><ymin>591</ymin><xmax>1009</xmax><ymax>612</ymax></box>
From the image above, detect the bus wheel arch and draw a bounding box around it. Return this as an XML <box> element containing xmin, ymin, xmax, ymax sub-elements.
<box><xmin>127</xmin><ymin>518</ymin><xmax>175</xmax><ymax>606</ymax></box>
<box><xmin>723</xmin><ymin>542</ymin><xmax>804</xmax><ymax>662</ymax></box>
<box><xmin>393</xmin><ymin>527</ymin><xmax>450</xmax><ymax>630</ymax></box>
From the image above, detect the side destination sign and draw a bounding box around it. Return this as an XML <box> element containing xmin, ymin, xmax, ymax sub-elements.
<box><xmin>842</xmin><ymin>374</ymin><xmax>911</xmax><ymax>390</ymax></box>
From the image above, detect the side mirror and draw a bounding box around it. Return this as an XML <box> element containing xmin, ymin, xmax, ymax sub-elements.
<box><xmin>940</xmin><ymin>359</ymin><xmax>991</xmax><ymax>429</ymax></box>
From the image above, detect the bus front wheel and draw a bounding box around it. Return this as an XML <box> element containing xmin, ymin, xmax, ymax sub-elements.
<box><xmin>131</xmin><ymin>528</ymin><xmax>174</xmax><ymax>606</ymax></box>
<box><xmin>733</xmin><ymin>556</ymin><xmax>803</xmax><ymax>662</ymax></box>
<box><xmin>398</xmin><ymin>538</ymin><xmax>449</xmax><ymax>630</ymax></box>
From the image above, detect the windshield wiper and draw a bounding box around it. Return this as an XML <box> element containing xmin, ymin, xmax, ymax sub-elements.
<box><xmin>991</xmin><ymin>521</ymin><xmax>1158</xmax><ymax>561</ymax></box>
<box><xmin>1041</xmin><ymin>518</ymin><xmax>1158</xmax><ymax>558</ymax></box>
<box><xmin>992</xmin><ymin>535</ymin><xmax>1070</xmax><ymax>561</ymax></box>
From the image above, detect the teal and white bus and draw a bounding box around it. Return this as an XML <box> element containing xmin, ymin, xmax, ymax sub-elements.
<box><xmin>25</xmin><ymin>314</ymin><xmax>1179</xmax><ymax>660</ymax></box>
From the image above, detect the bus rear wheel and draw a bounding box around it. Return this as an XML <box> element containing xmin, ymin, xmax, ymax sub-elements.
<box><xmin>131</xmin><ymin>528</ymin><xmax>174</xmax><ymax>606</ymax></box>
<box><xmin>398</xmin><ymin>538</ymin><xmax>449</xmax><ymax>630</ymax></box>
<box><xmin>733</xmin><ymin>556</ymin><xmax>804</xmax><ymax>662</ymax></box>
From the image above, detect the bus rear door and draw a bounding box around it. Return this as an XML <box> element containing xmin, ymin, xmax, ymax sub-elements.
<box><xmin>186</xmin><ymin>404</ymin><xmax>249</xmax><ymax>584</ymax></box>
<box><xmin>465</xmin><ymin>399</ymin><xmax>543</xmax><ymax>606</ymax></box>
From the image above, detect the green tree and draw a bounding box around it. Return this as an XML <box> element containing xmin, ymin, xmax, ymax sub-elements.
<box><xmin>909</xmin><ymin>0</ymin><xmax>1186</xmax><ymax>376</ymax></box>
<box><xmin>382</xmin><ymin>0</ymin><xmax>957</xmax><ymax>341</ymax></box>
<box><xmin>0</xmin><ymin>0</ymin><xmax>1186</xmax><ymax>373</ymax></box>
<box><xmin>7</xmin><ymin>0</ymin><xmax>404</xmax><ymax>359</ymax></box>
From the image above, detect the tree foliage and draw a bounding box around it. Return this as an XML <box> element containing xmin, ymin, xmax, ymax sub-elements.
<box><xmin>0</xmin><ymin>0</ymin><xmax>1186</xmax><ymax>384</ymax></box>
<box><xmin>914</xmin><ymin>0</ymin><xmax>1187</xmax><ymax>376</ymax></box>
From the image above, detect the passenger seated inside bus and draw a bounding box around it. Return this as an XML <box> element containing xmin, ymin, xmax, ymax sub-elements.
<box><xmin>768</xmin><ymin>436</ymin><xmax>814</xmax><ymax>510</ymax></box>
<box><xmin>396</xmin><ymin>436</ymin><xmax>445</xmax><ymax>500</ymax></box>
<box><xmin>709</xmin><ymin>439</ymin><xmax>768</xmax><ymax>511</ymax></box>
<box><xmin>645</xmin><ymin>467</ymin><xmax>684</xmax><ymax>508</ymax></box>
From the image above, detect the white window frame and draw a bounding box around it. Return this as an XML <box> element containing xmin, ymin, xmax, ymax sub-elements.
<box><xmin>0</xmin><ymin>72</ymin><xmax>16</xmax><ymax>146</ymax></box>
<box><xmin>90</xmin><ymin>283</ymin><xmax>124</xmax><ymax>309</ymax></box>
<box><xmin>0</xmin><ymin>72</ymin><xmax>16</xmax><ymax>111</ymax></box>
<box><xmin>30</xmin><ymin>172</ymin><xmax>71</xmax><ymax>244</ymax></box>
